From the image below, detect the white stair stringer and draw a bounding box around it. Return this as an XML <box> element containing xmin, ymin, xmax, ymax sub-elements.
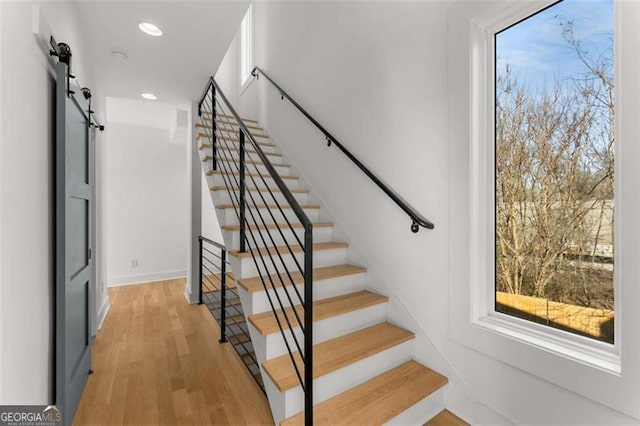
<box><xmin>195</xmin><ymin>116</ymin><xmax>456</xmax><ymax>426</ymax></box>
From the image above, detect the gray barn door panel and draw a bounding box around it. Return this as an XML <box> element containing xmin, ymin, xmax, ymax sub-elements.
<box><xmin>55</xmin><ymin>61</ymin><xmax>93</xmax><ymax>426</ymax></box>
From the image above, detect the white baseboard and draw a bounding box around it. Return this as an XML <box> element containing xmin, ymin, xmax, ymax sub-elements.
<box><xmin>97</xmin><ymin>297</ymin><xmax>111</xmax><ymax>330</ymax></box>
<box><xmin>107</xmin><ymin>270</ymin><xmax>187</xmax><ymax>287</ymax></box>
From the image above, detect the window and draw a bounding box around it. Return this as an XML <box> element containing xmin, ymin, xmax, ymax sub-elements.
<box><xmin>240</xmin><ymin>3</ymin><xmax>254</xmax><ymax>88</ymax></box>
<box><xmin>449</xmin><ymin>0</ymin><xmax>640</xmax><ymax>415</ymax></box>
<box><xmin>494</xmin><ymin>0</ymin><xmax>615</xmax><ymax>344</ymax></box>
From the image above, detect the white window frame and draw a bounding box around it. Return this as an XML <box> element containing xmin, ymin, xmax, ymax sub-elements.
<box><xmin>448</xmin><ymin>0</ymin><xmax>640</xmax><ymax>417</ymax></box>
<box><xmin>240</xmin><ymin>2</ymin><xmax>254</xmax><ymax>92</ymax></box>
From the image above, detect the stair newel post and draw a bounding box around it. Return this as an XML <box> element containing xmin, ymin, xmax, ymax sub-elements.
<box><xmin>211</xmin><ymin>83</ymin><xmax>217</xmax><ymax>171</ymax></box>
<box><xmin>219</xmin><ymin>247</ymin><xmax>228</xmax><ymax>343</ymax></box>
<box><xmin>239</xmin><ymin>130</ymin><xmax>247</xmax><ymax>253</ymax></box>
<box><xmin>304</xmin><ymin>224</ymin><xmax>314</xmax><ymax>426</ymax></box>
<box><xmin>198</xmin><ymin>237</ymin><xmax>203</xmax><ymax>305</ymax></box>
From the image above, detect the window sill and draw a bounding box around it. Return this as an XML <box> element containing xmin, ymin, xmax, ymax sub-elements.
<box><xmin>475</xmin><ymin>313</ymin><xmax>620</xmax><ymax>375</ymax></box>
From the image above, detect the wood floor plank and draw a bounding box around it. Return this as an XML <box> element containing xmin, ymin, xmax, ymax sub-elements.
<box><xmin>73</xmin><ymin>279</ymin><xmax>273</xmax><ymax>426</ymax></box>
<box><xmin>263</xmin><ymin>322</ymin><xmax>414</xmax><ymax>392</ymax></box>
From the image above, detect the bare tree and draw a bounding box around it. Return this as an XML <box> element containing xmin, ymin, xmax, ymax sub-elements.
<box><xmin>496</xmin><ymin>21</ymin><xmax>614</xmax><ymax>308</ymax></box>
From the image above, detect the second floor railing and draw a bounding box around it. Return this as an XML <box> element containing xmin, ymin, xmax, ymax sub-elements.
<box><xmin>199</xmin><ymin>236</ymin><xmax>264</xmax><ymax>389</ymax></box>
<box><xmin>198</xmin><ymin>78</ymin><xmax>314</xmax><ymax>425</ymax></box>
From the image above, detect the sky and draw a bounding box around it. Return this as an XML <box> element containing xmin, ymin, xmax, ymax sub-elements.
<box><xmin>496</xmin><ymin>0</ymin><xmax>614</xmax><ymax>93</ymax></box>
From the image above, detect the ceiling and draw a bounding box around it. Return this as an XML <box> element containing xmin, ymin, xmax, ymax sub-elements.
<box><xmin>75</xmin><ymin>1</ymin><xmax>250</xmax><ymax>104</ymax></box>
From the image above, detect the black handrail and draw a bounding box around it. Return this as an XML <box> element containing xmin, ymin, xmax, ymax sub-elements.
<box><xmin>251</xmin><ymin>66</ymin><xmax>434</xmax><ymax>233</ymax></box>
<box><xmin>199</xmin><ymin>235</ymin><xmax>226</xmax><ymax>251</ymax></box>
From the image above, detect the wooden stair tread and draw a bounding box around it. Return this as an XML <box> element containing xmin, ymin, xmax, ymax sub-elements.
<box><xmin>221</xmin><ymin>222</ymin><xmax>332</xmax><ymax>232</ymax></box>
<box><xmin>202</xmin><ymin>156</ymin><xmax>290</xmax><ymax>168</ymax></box>
<box><xmin>198</xmin><ymin>143</ymin><xmax>281</xmax><ymax>156</ymax></box>
<box><xmin>249</xmin><ymin>290</ymin><xmax>388</xmax><ymax>335</ymax></box>
<box><xmin>197</xmin><ymin>131</ymin><xmax>276</xmax><ymax>146</ymax></box>
<box><xmin>196</xmin><ymin>132</ymin><xmax>272</xmax><ymax>145</ymax></box>
<box><xmin>201</xmin><ymin>112</ymin><xmax>259</xmax><ymax>124</ymax></box>
<box><xmin>197</xmin><ymin>121</ymin><xmax>268</xmax><ymax>137</ymax></box>
<box><xmin>206</xmin><ymin>120</ymin><xmax>266</xmax><ymax>134</ymax></box>
<box><xmin>207</xmin><ymin>170</ymin><xmax>298</xmax><ymax>181</ymax></box>
<box><xmin>238</xmin><ymin>264</ymin><xmax>366</xmax><ymax>293</ymax></box>
<box><xmin>263</xmin><ymin>322</ymin><xmax>414</xmax><ymax>392</ymax></box>
<box><xmin>210</xmin><ymin>185</ymin><xmax>309</xmax><ymax>194</ymax></box>
<box><xmin>196</xmin><ymin>133</ymin><xmax>282</xmax><ymax>153</ymax></box>
<box><xmin>216</xmin><ymin>203</ymin><xmax>320</xmax><ymax>210</ymax></box>
<box><xmin>229</xmin><ymin>242</ymin><xmax>348</xmax><ymax>260</ymax></box>
<box><xmin>215</xmin><ymin>116</ymin><xmax>262</xmax><ymax>127</ymax></box>
<box><xmin>426</xmin><ymin>410</ymin><xmax>469</xmax><ymax>426</ymax></box>
<box><xmin>281</xmin><ymin>361</ymin><xmax>448</xmax><ymax>426</ymax></box>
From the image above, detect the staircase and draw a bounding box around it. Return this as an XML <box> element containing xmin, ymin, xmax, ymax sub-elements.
<box><xmin>196</xmin><ymin>77</ymin><xmax>468</xmax><ymax>425</ymax></box>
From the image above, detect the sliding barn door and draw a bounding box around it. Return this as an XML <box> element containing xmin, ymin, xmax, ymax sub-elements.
<box><xmin>55</xmin><ymin>61</ymin><xmax>93</xmax><ymax>426</ymax></box>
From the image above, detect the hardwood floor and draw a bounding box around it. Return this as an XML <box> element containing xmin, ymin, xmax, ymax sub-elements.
<box><xmin>73</xmin><ymin>279</ymin><xmax>274</xmax><ymax>426</ymax></box>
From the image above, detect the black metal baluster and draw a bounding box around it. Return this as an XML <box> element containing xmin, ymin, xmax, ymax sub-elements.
<box><xmin>219</xmin><ymin>246</ymin><xmax>227</xmax><ymax>343</ymax></box>
<box><xmin>199</xmin><ymin>237</ymin><xmax>203</xmax><ymax>305</ymax></box>
<box><xmin>304</xmin><ymin>226</ymin><xmax>313</xmax><ymax>426</ymax></box>
<box><xmin>239</xmin><ymin>130</ymin><xmax>247</xmax><ymax>253</ymax></box>
<box><xmin>212</xmin><ymin>85</ymin><xmax>217</xmax><ymax>171</ymax></box>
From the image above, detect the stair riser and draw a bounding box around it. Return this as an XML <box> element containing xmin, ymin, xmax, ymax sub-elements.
<box><xmin>239</xmin><ymin>271</ymin><xmax>367</xmax><ymax>316</ymax></box>
<box><xmin>211</xmin><ymin>189</ymin><xmax>309</xmax><ymax>206</ymax></box>
<box><xmin>264</xmin><ymin>340</ymin><xmax>414</xmax><ymax>424</ymax></box>
<box><xmin>230</xmin><ymin>247</ymin><xmax>348</xmax><ymax>280</ymax></box>
<box><xmin>218</xmin><ymin>207</ymin><xmax>321</xmax><ymax>226</ymax></box>
<box><xmin>245</xmin><ymin>163</ymin><xmax>292</xmax><ymax>176</ymax></box>
<box><xmin>258</xmin><ymin>303</ymin><xmax>388</xmax><ymax>361</ymax></box>
<box><xmin>223</xmin><ymin>226</ymin><xmax>333</xmax><ymax>251</ymax></box>
<box><xmin>210</xmin><ymin>173</ymin><xmax>299</xmax><ymax>190</ymax></box>
<box><xmin>387</xmin><ymin>387</ymin><xmax>446</xmax><ymax>425</ymax></box>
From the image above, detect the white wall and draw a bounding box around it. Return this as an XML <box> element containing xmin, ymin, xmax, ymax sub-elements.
<box><xmin>105</xmin><ymin>99</ymin><xmax>188</xmax><ymax>286</ymax></box>
<box><xmin>0</xmin><ymin>1</ymin><xmax>107</xmax><ymax>404</ymax></box>
<box><xmin>201</xmin><ymin>176</ymin><xmax>224</xmax><ymax>244</ymax></box>
<box><xmin>214</xmin><ymin>1</ymin><xmax>640</xmax><ymax>424</ymax></box>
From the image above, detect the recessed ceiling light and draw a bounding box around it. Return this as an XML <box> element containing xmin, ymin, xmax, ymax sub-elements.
<box><xmin>141</xmin><ymin>93</ymin><xmax>157</xmax><ymax>100</ymax></box>
<box><xmin>111</xmin><ymin>50</ymin><xmax>128</xmax><ymax>61</ymax></box>
<box><xmin>138</xmin><ymin>22</ymin><xmax>163</xmax><ymax>37</ymax></box>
